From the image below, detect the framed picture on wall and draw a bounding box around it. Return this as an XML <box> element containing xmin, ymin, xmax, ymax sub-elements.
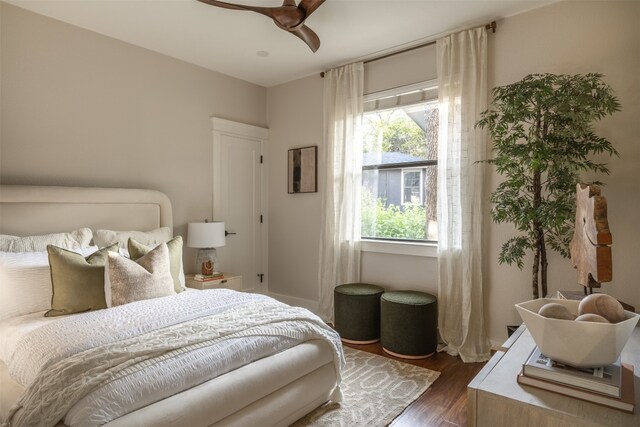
<box><xmin>288</xmin><ymin>146</ymin><xmax>317</xmax><ymax>194</ymax></box>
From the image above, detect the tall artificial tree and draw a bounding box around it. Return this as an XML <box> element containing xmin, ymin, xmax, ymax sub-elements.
<box><xmin>476</xmin><ymin>73</ymin><xmax>620</xmax><ymax>299</ymax></box>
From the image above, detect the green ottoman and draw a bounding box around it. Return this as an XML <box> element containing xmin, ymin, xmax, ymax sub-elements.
<box><xmin>381</xmin><ymin>291</ymin><xmax>437</xmax><ymax>359</ymax></box>
<box><xmin>334</xmin><ymin>283</ymin><xmax>385</xmax><ymax>344</ymax></box>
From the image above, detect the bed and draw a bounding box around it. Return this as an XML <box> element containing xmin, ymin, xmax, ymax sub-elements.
<box><xmin>0</xmin><ymin>185</ymin><xmax>342</xmax><ymax>427</ymax></box>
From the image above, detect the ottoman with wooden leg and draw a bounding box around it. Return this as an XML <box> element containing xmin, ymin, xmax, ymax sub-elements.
<box><xmin>381</xmin><ymin>291</ymin><xmax>437</xmax><ymax>359</ymax></box>
<box><xmin>334</xmin><ymin>283</ymin><xmax>385</xmax><ymax>344</ymax></box>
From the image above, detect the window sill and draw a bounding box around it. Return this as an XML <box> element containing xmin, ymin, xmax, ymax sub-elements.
<box><xmin>361</xmin><ymin>239</ymin><xmax>437</xmax><ymax>258</ymax></box>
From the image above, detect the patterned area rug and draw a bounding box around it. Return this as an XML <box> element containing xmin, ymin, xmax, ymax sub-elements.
<box><xmin>293</xmin><ymin>346</ymin><xmax>440</xmax><ymax>426</ymax></box>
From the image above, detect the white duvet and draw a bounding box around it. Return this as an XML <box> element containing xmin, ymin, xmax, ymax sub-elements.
<box><xmin>0</xmin><ymin>290</ymin><xmax>343</xmax><ymax>427</ymax></box>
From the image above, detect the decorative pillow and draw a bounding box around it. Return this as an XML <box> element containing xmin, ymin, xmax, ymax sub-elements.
<box><xmin>45</xmin><ymin>244</ymin><xmax>119</xmax><ymax>317</ymax></box>
<box><xmin>0</xmin><ymin>228</ymin><xmax>93</xmax><ymax>252</ymax></box>
<box><xmin>93</xmin><ymin>227</ymin><xmax>171</xmax><ymax>249</ymax></box>
<box><xmin>105</xmin><ymin>243</ymin><xmax>175</xmax><ymax>307</ymax></box>
<box><xmin>128</xmin><ymin>236</ymin><xmax>185</xmax><ymax>293</ymax></box>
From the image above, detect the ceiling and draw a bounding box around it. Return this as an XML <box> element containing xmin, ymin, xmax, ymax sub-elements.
<box><xmin>6</xmin><ymin>0</ymin><xmax>555</xmax><ymax>87</ymax></box>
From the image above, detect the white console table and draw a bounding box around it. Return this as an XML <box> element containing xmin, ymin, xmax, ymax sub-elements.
<box><xmin>467</xmin><ymin>326</ymin><xmax>640</xmax><ymax>426</ymax></box>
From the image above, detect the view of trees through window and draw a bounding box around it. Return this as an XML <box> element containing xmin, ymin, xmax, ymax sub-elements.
<box><xmin>361</xmin><ymin>101</ymin><xmax>438</xmax><ymax>241</ymax></box>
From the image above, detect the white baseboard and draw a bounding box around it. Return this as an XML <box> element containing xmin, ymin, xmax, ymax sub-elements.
<box><xmin>266</xmin><ymin>291</ymin><xmax>319</xmax><ymax>314</ymax></box>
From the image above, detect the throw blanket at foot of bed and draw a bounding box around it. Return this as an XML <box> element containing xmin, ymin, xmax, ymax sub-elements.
<box><xmin>2</xmin><ymin>291</ymin><xmax>344</xmax><ymax>427</ymax></box>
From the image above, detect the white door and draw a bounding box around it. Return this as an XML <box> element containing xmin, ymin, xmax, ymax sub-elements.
<box><xmin>212</xmin><ymin>118</ymin><xmax>268</xmax><ymax>293</ymax></box>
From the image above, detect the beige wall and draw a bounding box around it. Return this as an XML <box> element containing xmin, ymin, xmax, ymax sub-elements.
<box><xmin>267</xmin><ymin>0</ymin><xmax>640</xmax><ymax>345</ymax></box>
<box><xmin>0</xmin><ymin>3</ymin><xmax>267</xmax><ymax>270</ymax></box>
<box><xmin>266</xmin><ymin>75</ymin><xmax>324</xmax><ymax>301</ymax></box>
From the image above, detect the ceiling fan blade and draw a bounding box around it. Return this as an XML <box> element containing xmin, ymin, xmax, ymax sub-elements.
<box><xmin>298</xmin><ymin>0</ymin><xmax>325</xmax><ymax>18</ymax></box>
<box><xmin>290</xmin><ymin>24</ymin><xmax>321</xmax><ymax>52</ymax></box>
<box><xmin>197</xmin><ymin>0</ymin><xmax>277</xmax><ymax>20</ymax></box>
<box><xmin>199</xmin><ymin>0</ymin><xmax>323</xmax><ymax>52</ymax></box>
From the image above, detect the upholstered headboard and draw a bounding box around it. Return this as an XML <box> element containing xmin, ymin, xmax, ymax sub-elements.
<box><xmin>0</xmin><ymin>185</ymin><xmax>173</xmax><ymax>236</ymax></box>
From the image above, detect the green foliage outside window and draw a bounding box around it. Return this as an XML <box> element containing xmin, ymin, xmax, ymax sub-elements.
<box><xmin>361</xmin><ymin>104</ymin><xmax>439</xmax><ymax>241</ymax></box>
<box><xmin>361</xmin><ymin>190</ymin><xmax>427</xmax><ymax>240</ymax></box>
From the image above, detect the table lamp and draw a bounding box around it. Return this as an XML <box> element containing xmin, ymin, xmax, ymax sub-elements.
<box><xmin>187</xmin><ymin>221</ymin><xmax>226</xmax><ymax>275</ymax></box>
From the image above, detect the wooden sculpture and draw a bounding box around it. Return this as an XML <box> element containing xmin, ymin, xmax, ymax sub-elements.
<box><xmin>570</xmin><ymin>184</ymin><xmax>612</xmax><ymax>294</ymax></box>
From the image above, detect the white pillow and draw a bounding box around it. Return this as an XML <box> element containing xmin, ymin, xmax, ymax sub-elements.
<box><xmin>0</xmin><ymin>251</ymin><xmax>52</xmax><ymax>321</ymax></box>
<box><xmin>93</xmin><ymin>227</ymin><xmax>171</xmax><ymax>249</ymax></box>
<box><xmin>79</xmin><ymin>246</ymin><xmax>99</xmax><ymax>256</ymax></box>
<box><xmin>0</xmin><ymin>228</ymin><xmax>93</xmax><ymax>252</ymax></box>
<box><xmin>80</xmin><ymin>246</ymin><xmax>129</xmax><ymax>258</ymax></box>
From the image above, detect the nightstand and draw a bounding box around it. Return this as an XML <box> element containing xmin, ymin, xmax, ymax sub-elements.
<box><xmin>185</xmin><ymin>273</ymin><xmax>242</xmax><ymax>291</ymax></box>
<box><xmin>467</xmin><ymin>326</ymin><xmax>640</xmax><ymax>426</ymax></box>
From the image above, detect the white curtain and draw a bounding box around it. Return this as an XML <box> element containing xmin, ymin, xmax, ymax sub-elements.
<box><xmin>318</xmin><ymin>62</ymin><xmax>364</xmax><ymax>322</ymax></box>
<box><xmin>436</xmin><ymin>28</ymin><xmax>491</xmax><ymax>363</ymax></box>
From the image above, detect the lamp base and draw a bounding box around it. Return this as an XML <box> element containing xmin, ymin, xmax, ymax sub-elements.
<box><xmin>196</xmin><ymin>248</ymin><xmax>218</xmax><ymax>275</ymax></box>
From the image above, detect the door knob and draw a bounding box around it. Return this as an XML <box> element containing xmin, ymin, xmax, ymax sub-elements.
<box><xmin>225</xmin><ymin>230</ymin><xmax>237</xmax><ymax>236</ymax></box>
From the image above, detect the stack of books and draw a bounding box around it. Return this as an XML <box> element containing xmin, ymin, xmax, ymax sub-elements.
<box><xmin>517</xmin><ymin>346</ymin><xmax>635</xmax><ymax>413</ymax></box>
<box><xmin>193</xmin><ymin>272</ymin><xmax>224</xmax><ymax>282</ymax></box>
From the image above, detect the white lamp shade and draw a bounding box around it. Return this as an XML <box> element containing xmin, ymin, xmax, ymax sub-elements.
<box><xmin>187</xmin><ymin>222</ymin><xmax>226</xmax><ymax>248</ymax></box>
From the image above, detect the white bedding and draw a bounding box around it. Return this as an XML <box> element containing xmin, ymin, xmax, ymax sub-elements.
<box><xmin>0</xmin><ymin>290</ymin><xmax>343</xmax><ymax>427</ymax></box>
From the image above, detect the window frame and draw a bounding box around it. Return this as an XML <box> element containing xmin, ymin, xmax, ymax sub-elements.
<box><xmin>360</xmin><ymin>80</ymin><xmax>439</xmax><ymax>249</ymax></box>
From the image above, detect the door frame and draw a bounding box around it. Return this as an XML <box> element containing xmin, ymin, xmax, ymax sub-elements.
<box><xmin>211</xmin><ymin>117</ymin><xmax>269</xmax><ymax>293</ymax></box>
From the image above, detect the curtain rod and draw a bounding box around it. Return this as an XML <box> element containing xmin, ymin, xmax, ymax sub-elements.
<box><xmin>320</xmin><ymin>21</ymin><xmax>496</xmax><ymax>78</ymax></box>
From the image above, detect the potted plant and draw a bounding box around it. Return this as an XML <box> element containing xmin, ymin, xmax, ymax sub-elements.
<box><xmin>476</xmin><ymin>73</ymin><xmax>620</xmax><ymax>299</ymax></box>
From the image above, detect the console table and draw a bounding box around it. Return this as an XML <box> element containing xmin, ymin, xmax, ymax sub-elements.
<box><xmin>467</xmin><ymin>326</ymin><xmax>640</xmax><ymax>426</ymax></box>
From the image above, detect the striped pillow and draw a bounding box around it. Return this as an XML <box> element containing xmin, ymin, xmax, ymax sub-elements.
<box><xmin>0</xmin><ymin>251</ymin><xmax>52</xmax><ymax>321</ymax></box>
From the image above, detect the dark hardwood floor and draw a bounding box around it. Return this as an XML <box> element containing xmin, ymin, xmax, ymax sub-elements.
<box><xmin>343</xmin><ymin>342</ymin><xmax>486</xmax><ymax>427</ymax></box>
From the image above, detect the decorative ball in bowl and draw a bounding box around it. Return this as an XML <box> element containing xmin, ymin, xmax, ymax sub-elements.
<box><xmin>515</xmin><ymin>298</ymin><xmax>639</xmax><ymax>368</ymax></box>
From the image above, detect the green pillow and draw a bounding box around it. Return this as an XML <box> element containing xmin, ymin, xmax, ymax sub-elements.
<box><xmin>128</xmin><ymin>236</ymin><xmax>184</xmax><ymax>293</ymax></box>
<box><xmin>46</xmin><ymin>244</ymin><xmax>119</xmax><ymax>317</ymax></box>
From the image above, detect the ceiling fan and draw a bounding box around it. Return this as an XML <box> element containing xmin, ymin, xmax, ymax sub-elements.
<box><xmin>197</xmin><ymin>0</ymin><xmax>326</xmax><ymax>52</ymax></box>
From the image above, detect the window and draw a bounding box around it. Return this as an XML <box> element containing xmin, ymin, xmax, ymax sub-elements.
<box><xmin>402</xmin><ymin>169</ymin><xmax>423</xmax><ymax>205</ymax></box>
<box><xmin>361</xmin><ymin>81</ymin><xmax>438</xmax><ymax>243</ymax></box>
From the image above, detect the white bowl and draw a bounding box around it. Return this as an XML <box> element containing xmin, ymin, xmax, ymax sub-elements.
<box><xmin>515</xmin><ymin>298</ymin><xmax>639</xmax><ymax>367</ymax></box>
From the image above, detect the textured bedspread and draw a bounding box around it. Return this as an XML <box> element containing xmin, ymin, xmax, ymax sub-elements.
<box><xmin>0</xmin><ymin>290</ymin><xmax>343</xmax><ymax>427</ymax></box>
